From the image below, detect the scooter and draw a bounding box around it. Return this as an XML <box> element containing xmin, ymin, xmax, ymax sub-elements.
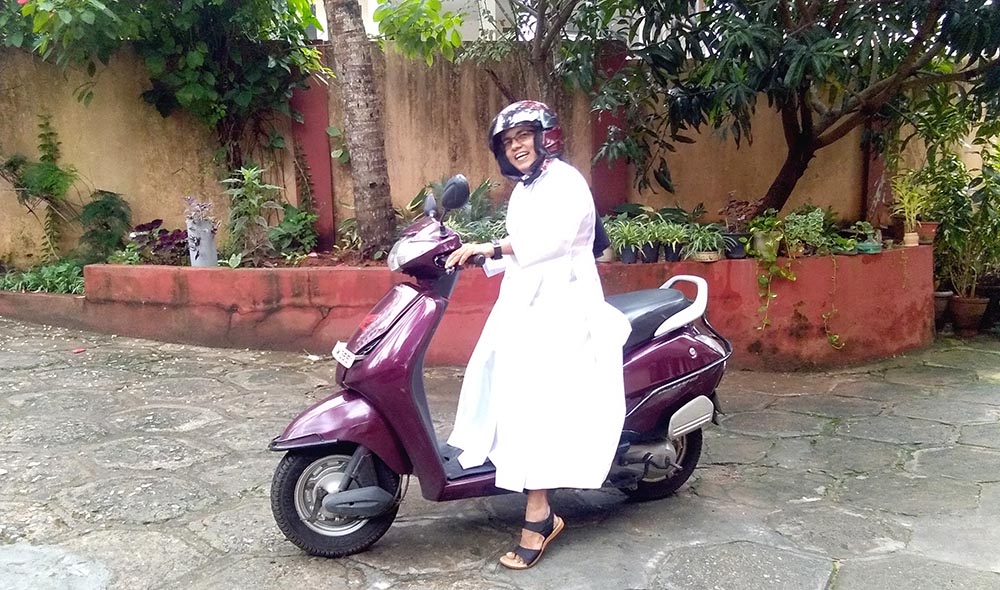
<box><xmin>268</xmin><ymin>175</ymin><xmax>732</xmax><ymax>557</ymax></box>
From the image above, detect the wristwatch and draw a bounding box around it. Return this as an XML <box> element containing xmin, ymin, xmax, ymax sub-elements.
<box><xmin>491</xmin><ymin>239</ymin><xmax>503</xmax><ymax>260</ymax></box>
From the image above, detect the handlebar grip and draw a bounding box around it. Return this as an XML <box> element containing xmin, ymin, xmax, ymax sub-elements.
<box><xmin>467</xmin><ymin>254</ymin><xmax>487</xmax><ymax>267</ymax></box>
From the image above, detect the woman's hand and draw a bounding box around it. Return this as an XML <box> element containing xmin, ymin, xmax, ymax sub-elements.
<box><xmin>445</xmin><ymin>242</ymin><xmax>493</xmax><ymax>268</ymax></box>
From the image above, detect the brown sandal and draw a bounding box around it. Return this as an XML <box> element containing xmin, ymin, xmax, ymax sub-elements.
<box><xmin>499</xmin><ymin>511</ymin><xmax>564</xmax><ymax>570</ymax></box>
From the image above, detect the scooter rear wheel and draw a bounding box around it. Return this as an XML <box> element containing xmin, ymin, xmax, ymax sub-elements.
<box><xmin>270</xmin><ymin>445</ymin><xmax>400</xmax><ymax>557</ymax></box>
<box><xmin>622</xmin><ymin>429</ymin><xmax>702</xmax><ymax>502</ymax></box>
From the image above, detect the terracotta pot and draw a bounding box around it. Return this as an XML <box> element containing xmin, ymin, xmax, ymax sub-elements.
<box><xmin>933</xmin><ymin>290</ymin><xmax>953</xmax><ymax>331</ymax></box>
<box><xmin>949</xmin><ymin>295</ymin><xmax>989</xmax><ymax>335</ymax></box>
<box><xmin>902</xmin><ymin>232</ymin><xmax>920</xmax><ymax>247</ymax></box>
<box><xmin>916</xmin><ymin>221</ymin><xmax>939</xmax><ymax>245</ymax></box>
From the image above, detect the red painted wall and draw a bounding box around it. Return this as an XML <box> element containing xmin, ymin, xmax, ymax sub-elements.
<box><xmin>0</xmin><ymin>248</ymin><xmax>933</xmax><ymax>370</ymax></box>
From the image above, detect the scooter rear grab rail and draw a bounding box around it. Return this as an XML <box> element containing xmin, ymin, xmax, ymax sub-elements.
<box><xmin>654</xmin><ymin>275</ymin><xmax>709</xmax><ymax>336</ymax></box>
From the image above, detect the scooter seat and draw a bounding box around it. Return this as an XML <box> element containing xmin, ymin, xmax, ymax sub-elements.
<box><xmin>606</xmin><ymin>288</ymin><xmax>692</xmax><ymax>351</ymax></box>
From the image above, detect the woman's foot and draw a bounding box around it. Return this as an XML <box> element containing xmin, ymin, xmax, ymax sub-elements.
<box><xmin>499</xmin><ymin>511</ymin><xmax>565</xmax><ymax>570</ymax></box>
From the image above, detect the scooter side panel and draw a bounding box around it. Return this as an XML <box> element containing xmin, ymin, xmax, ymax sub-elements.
<box><xmin>269</xmin><ymin>388</ymin><xmax>412</xmax><ymax>474</ymax></box>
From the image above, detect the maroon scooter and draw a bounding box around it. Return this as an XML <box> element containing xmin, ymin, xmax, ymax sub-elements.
<box><xmin>269</xmin><ymin>175</ymin><xmax>731</xmax><ymax>557</ymax></box>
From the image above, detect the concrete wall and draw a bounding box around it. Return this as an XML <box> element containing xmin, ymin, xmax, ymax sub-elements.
<box><xmin>1</xmin><ymin>44</ymin><xmax>869</xmax><ymax>267</ymax></box>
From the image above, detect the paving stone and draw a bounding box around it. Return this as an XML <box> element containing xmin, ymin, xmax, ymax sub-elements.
<box><xmin>829</xmin><ymin>379</ymin><xmax>930</xmax><ymax>402</ymax></box>
<box><xmin>213</xmin><ymin>418</ymin><xmax>290</xmax><ymax>452</ymax></box>
<box><xmin>890</xmin><ymin>397</ymin><xmax>1000</xmax><ymax>425</ymax></box>
<box><xmin>703</xmin><ymin>431</ymin><xmax>773</xmax><ymax>465</ymax></box>
<box><xmin>717</xmin><ymin>370</ymin><xmax>840</xmax><ymax>397</ymax></box>
<box><xmin>714</xmin><ymin>389</ymin><xmax>778</xmax><ymax>413</ymax></box>
<box><xmin>0</xmin><ymin>502</ymin><xmax>75</xmax><ymax>544</ymax></box>
<box><xmin>90</xmin><ymin>435</ymin><xmax>222</xmax><ymax>471</ymax></box>
<box><xmin>909</xmin><ymin>514</ymin><xmax>1000</xmax><ymax>573</ymax></box>
<box><xmin>921</xmin><ymin>347</ymin><xmax>1000</xmax><ymax>374</ymax></box>
<box><xmin>3</xmin><ymin>388</ymin><xmax>130</xmax><ymax>417</ymax></box>
<box><xmin>107</xmin><ymin>404</ymin><xmax>224</xmax><ymax>433</ymax></box>
<box><xmin>761</xmin><ymin>436</ymin><xmax>903</xmax><ymax>476</ymax></box>
<box><xmin>2</xmin><ymin>417</ymin><xmax>111</xmax><ymax>446</ymax></box>
<box><xmin>979</xmin><ymin>483</ymin><xmax>1000</xmax><ymax>516</ymax></box>
<box><xmin>770</xmin><ymin>394</ymin><xmax>884</xmax><ymax>418</ymax></box>
<box><xmin>162</xmin><ymin>555</ymin><xmax>358</xmax><ymax>590</ymax></box>
<box><xmin>654</xmin><ymin>541</ymin><xmax>832</xmax><ymax>590</ymax></box>
<box><xmin>63</xmin><ymin>530</ymin><xmax>209</xmax><ymax>590</ymax></box>
<box><xmin>190</xmin><ymin>453</ymin><xmax>277</xmax><ymax>500</ymax></box>
<box><xmin>57</xmin><ymin>475</ymin><xmax>219</xmax><ymax>525</ymax></box>
<box><xmin>767</xmin><ymin>504</ymin><xmax>910</xmax><ymax>558</ymax></box>
<box><xmin>838</xmin><ymin>472</ymin><xmax>980</xmax><ymax>515</ymax></box>
<box><xmin>835</xmin><ymin>416</ymin><xmax>956</xmax><ymax>446</ymax></box>
<box><xmin>833</xmin><ymin>554</ymin><xmax>1000</xmax><ymax>589</ymax></box>
<box><xmin>945</xmin><ymin>382</ymin><xmax>1000</xmax><ymax>407</ymax></box>
<box><xmin>0</xmin><ymin>351</ymin><xmax>61</xmax><ymax>370</ymax></box>
<box><xmin>905</xmin><ymin>446</ymin><xmax>1000</xmax><ymax>482</ymax></box>
<box><xmin>0</xmin><ymin>543</ymin><xmax>111</xmax><ymax>590</ymax></box>
<box><xmin>882</xmin><ymin>364</ymin><xmax>980</xmax><ymax>388</ymax></box>
<box><xmin>119</xmin><ymin>377</ymin><xmax>241</xmax><ymax>402</ymax></box>
<box><xmin>720</xmin><ymin>410</ymin><xmax>830</xmax><ymax>438</ymax></box>
<box><xmin>0</xmin><ymin>453</ymin><xmax>97</xmax><ymax>501</ymax></box>
<box><xmin>691</xmin><ymin>465</ymin><xmax>836</xmax><ymax>509</ymax></box>
<box><xmin>187</xmin><ymin>501</ymin><xmax>296</xmax><ymax>555</ymax></box>
<box><xmin>224</xmin><ymin>366</ymin><xmax>328</xmax><ymax>392</ymax></box>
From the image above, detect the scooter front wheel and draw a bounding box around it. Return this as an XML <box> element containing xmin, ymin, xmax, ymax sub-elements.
<box><xmin>270</xmin><ymin>445</ymin><xmax>401</xmax><ymax>557</ymax></box>
<box><xmin>622</xmin><ymin>429</ymin><xmax>702</xmax><ymax>502</ymax></box>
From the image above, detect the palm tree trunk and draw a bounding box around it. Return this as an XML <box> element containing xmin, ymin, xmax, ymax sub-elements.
<box><xmin>324</xmin><ymin>0</ymin><xmax>395</xmax><ymax>258</ymax></box>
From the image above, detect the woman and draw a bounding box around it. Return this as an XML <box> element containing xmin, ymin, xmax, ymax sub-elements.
<box><xmin>445</xmin><ymin>101</ymin><xmax>631</xmax><ymax>570</ymax></box>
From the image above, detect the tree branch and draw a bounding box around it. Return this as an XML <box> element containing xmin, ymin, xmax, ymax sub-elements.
<box><xmin>899</xmin><ymin>60</ymin><xmax>1000</xmax><ymax>93</ymax></box>
<box><xmin>532</xmin><ymin>0</ymin><xmax>549</xmax><ymax>60</ymax></box>
<box><xmin>815</xmin><ymin>109</ymin><xmax>865</xmax><ymax>148</ymax></box>
<box><xmin>539</xmin><ymin>0</ymin><xmax>580</xmax><ymax>57</ymax></box>
<box><xmin>826</xmin><ymin>0</ymin><xmax>850</xmax><ymax>30</ymax></box>
<box><xmin>776</xmin><ymin>0</ymin><xmax>795</xmax><ymax>31</ymax></box>
<box><xmin>486</xmin><ymin>67</ymin><xmax>519</xmax><ymax>102</ymax></box>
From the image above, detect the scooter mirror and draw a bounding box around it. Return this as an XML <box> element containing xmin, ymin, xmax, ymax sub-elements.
<box><xmin>440</xmin><ymin>174</ymin><xmax>470</xmax><ymax>212</ymax></box>
<box><xmin>423</xmin><ymin>193</ymin><xmax>438</xmax><ymax>219</ymax></box>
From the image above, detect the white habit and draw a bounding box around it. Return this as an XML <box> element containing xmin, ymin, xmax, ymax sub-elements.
<box><xmin>447</xmin><ymin>159</ymin><xmax>632</xmax><ymax>492</ymax></box>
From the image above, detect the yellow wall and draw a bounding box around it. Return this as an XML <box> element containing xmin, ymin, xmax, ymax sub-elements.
<box><xmin>1</xmin><ymin>44</ymin><xmax>870</xmax><ymax>268</ymax></box>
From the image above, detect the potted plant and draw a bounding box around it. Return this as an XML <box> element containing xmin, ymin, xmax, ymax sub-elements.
<box><xmin>637</xmin><ymin>217</ymin><xmax>661</xmax><ymax>263</ymax></box>
<box><xmin>718</xmin><ymin>195</ymin><xmax>760</xmax><ymax>259</ymax></box>
<box><xmin>655</xmin><ymin>221</ymin><xmax>688</xmax><ymax>262</ymax></box>
<box><xmin>936</xmin><ymin>151</ymin><xmax>1000</xmax><ymax>334</ymax></box>
<box><xmin>184</xmin><ymin>196</ymin><xmax>218</xmax><ymax>267</ymax></box>
<box><xmin>782</xmin><ymin>206</ymin><xmax>828</xmax><ymax>258</ymax></box>
<box><xmin>607</xmin><ymin>215</ymin><xmax>643</xmax><ymax>264</ymax></box>
<box><xmin>746</xmin><ymin>208</ymin><xmax>782</xmax><ymax>259</ymax></box>
<box><xmin>850</xmin><ymin>221</ymin><xmax>882</xmax><ymax>254</ymax></box>
<box><xmin>682</xmin><ymin>223</ymin><xmax>727</xmax><ymax>262</ymax></box>
<box><xmin>890</xmin><ymin>171</ymin><xmax>931</xmax><ymax>247</ymax></box>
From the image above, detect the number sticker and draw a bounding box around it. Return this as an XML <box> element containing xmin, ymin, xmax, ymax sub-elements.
<box><xmin>332</xmin><ymin>341</ymin><xmax>357</xmax><ymax>368</ymax></box>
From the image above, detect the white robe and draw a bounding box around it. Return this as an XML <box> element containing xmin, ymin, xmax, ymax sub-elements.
<box><xmin>447</xmin><ymin>159</ymin><xmax>632</xmax><ymax>492</ymax></box>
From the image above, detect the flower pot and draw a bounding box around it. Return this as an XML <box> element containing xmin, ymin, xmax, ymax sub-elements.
<box><xmin>856</xmin><ymin>241</ymin><xmax>882</xmax><ymax>254</ymax></box>
<box><xmin>640</xmin><ymin>243</ymin><xmax>660</xmax><ymax>263</ymax></box>
<box><xmin>902</xmin><ymin>232</ymin><xmax>920</xmax><ymax>247</ymax></box>
<box><xmin>691</xmin><ymin>251</ymin><xmax>722</xmax><ymax>263</ymax></box>
<box><xmin>916</xmin><ymin>221</ymin><xmax>939</xmax><ymax>245</ymax></box>
<box><xmin>933</xmin><ymin>290</ymin><xmax>953</xmax><ymax>331</ymax></box>
<box><xmin>723</xmin><ymin>232</ymin><xmax>749</xmax><ymax>259</ymax></box>
<box><xmin>949</xmin><ymin>295</ymin><xmax>989</xmax><ymax>336</ymax></box>
<box><xmin>185</xmin><ymin>219</ymin><xmax>218</xmax><ymax>267</ymax></box>
<box><xmin>619</xmin><ymin>247</ymin><xmax>638</xmax><ymax>264</ymax></box>
<box><xmin>596</xmin><ymin>247</ymin><xmax>616</xmax><ymax>263</ymax></box>
<box><xmin>663</xmin><ymin>243</ymin><xmax>684</xmax><ymax>262</ymax></box>
<box><xmin>751</xmin><ymin>230</ymin><xmax>781</xmax><ymax>259</ymax></box>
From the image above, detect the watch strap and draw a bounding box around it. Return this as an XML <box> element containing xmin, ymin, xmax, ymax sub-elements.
<box><xmin>491</xmin><ymin>239</ymin><xmax>503</xmax><ymax>260</ymax></box>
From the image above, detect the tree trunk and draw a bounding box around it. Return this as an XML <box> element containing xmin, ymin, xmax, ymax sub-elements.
<box><xmin>759</xmin><ymin>141</ymin><xmax>817</xmax><ymax>214</ymax></box>
<box><xmin>325</xmin><ymin>0</ymin><xmax>395</xmax><ymax>259</ymax></box>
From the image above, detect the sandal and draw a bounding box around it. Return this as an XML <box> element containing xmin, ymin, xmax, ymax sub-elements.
<box><xmin>498</xmin><ymin>511</ymin><xmax>565</xmax><ymax>570</ymax></box>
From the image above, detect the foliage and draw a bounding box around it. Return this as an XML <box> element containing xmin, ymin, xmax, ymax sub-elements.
<box><xmin>682</xmin><ymin>223</ymin><xmax>727</xmax><ymax>257</ymax></box>
<box><xmin>604</xmin><ymin>214</ymin><xmax>644</xmax><ymax>254</ymax></box>
<box><xmin>373</xmin><ymin>0</ymin><xmax>464</xmax><ymax>66</ymax></box>
<box><xmin>183</xmin><ymin>196</ymin><xmax>217</xmax><ymax>227</ymax></box>
<box><xmin>719</xmin><ymin>196</ymin><xmax>761</xmax><ymax>234</ymax></box>
<box><xmin>890</xmin><ymin>172</ymin><xmax>932</xmax><ymax>233</ymax></box>
<box><xmin>0</xmin><ymin>259</ymin><xmax>84</xmax><ymax>294</ymax></box>
<box><xmin>222</xmin><ymin>166</ymin><xmax>282</xmax><ymax>265</ymax></box>
<box><xmin>782</xmin><ymin>206</ymin><xmax>828</xmax><ymax>256</ymax></box>
<box><xmin>653</xmin><ymin>220</ymin><xmax>688</xmax><ymax>247</ymax></box>
<box><xmin>936</xmin><ymin>142</ymin><xmax>1000</xmax><ymax>298</ymax></box>
<box><xmin>78</xmin><ymin>190</ymin><xmax>132</xmax><ymax>262</ymax></box>
<box><xmin>747</xmin><ymin>209</ymin><xmax>782</xmax><ymax>235</ymax></box>
<box><xmin>598</xmin><ymin>0</ymin><xmax>1000</xmax><ymax>213</ymax></box>
<box><xmin>0</xmin><ymin>115</ymin><xmax>78</xmax><ymax>261</ymax></box>
<box><xmin>849</xmin><ymin>221</ymin><xmax>877</xmax><ymax>242</ymax></box>
<box><xmin>326</xmin><ymin>126</ymin><xmax>351</xmax><ymax>165</ymax></box>
<box><xmin>111</xmin><ymin>219</ymin><xmax>188</xmax><ymax>266</ymax></box>
<box><xmin>269</xmin><ymin>203</ymin><xmax>318</xmax><ymax>254</ymax></box>
<box><xmin>6</xmin><ymin>0</ymin><xmax>326</xmax><ymax>168</ymax></box>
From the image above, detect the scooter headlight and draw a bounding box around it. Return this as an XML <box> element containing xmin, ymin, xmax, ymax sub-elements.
<box><xmin>388</xmin><ymin>238</ymin><xmax>429</xmax><ymax>272</ymax></box>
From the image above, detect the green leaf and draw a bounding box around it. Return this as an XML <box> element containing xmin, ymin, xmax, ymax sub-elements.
<box><xmin>186</xmin><ymin>49</ymin><xmax>204</xmax><ymax>68</ymax></box>
<box><xmin>9</xmin><ymin>30</ymin><xmax>23</xmax><ymax>48</ymax></box>
<box><xmin>81</xmin><ymin>10</ymin><xmax>96</xmax><ymax>25</ymax></box>
<box><xmin>57</xmin><ymin>9</ymin><xmax>73</xmax><ymax>25</ymax></box>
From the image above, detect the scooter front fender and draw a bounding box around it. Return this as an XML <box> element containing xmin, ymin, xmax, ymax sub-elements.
<box><xmin>268</xmin><ymin>388</ymin><xmax>412</xmax><ymax>474</ymax></box>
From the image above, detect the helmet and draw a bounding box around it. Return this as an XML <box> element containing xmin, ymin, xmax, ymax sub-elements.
<box><xmin>488</xmin><ymin>100</ymin><xmax>564</xmax><ymax>180</ymax></box>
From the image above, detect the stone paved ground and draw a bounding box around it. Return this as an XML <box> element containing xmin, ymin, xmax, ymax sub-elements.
<box><xmin>1</xmin><ymin>317</ymin><xmax>999</xmax><ymax>590</ymax></box>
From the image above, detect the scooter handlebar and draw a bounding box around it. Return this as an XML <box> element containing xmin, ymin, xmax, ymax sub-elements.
<box><xmin>435</xmin><ymin>253</ymin><xmax>487</xmax><ymax>273</ymax></box>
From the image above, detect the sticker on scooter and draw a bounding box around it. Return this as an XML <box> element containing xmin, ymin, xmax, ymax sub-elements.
<box><xmin>332</xmin><ymin>341</ymin><xmax>359</xmax><ymax>368</ymax></box>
